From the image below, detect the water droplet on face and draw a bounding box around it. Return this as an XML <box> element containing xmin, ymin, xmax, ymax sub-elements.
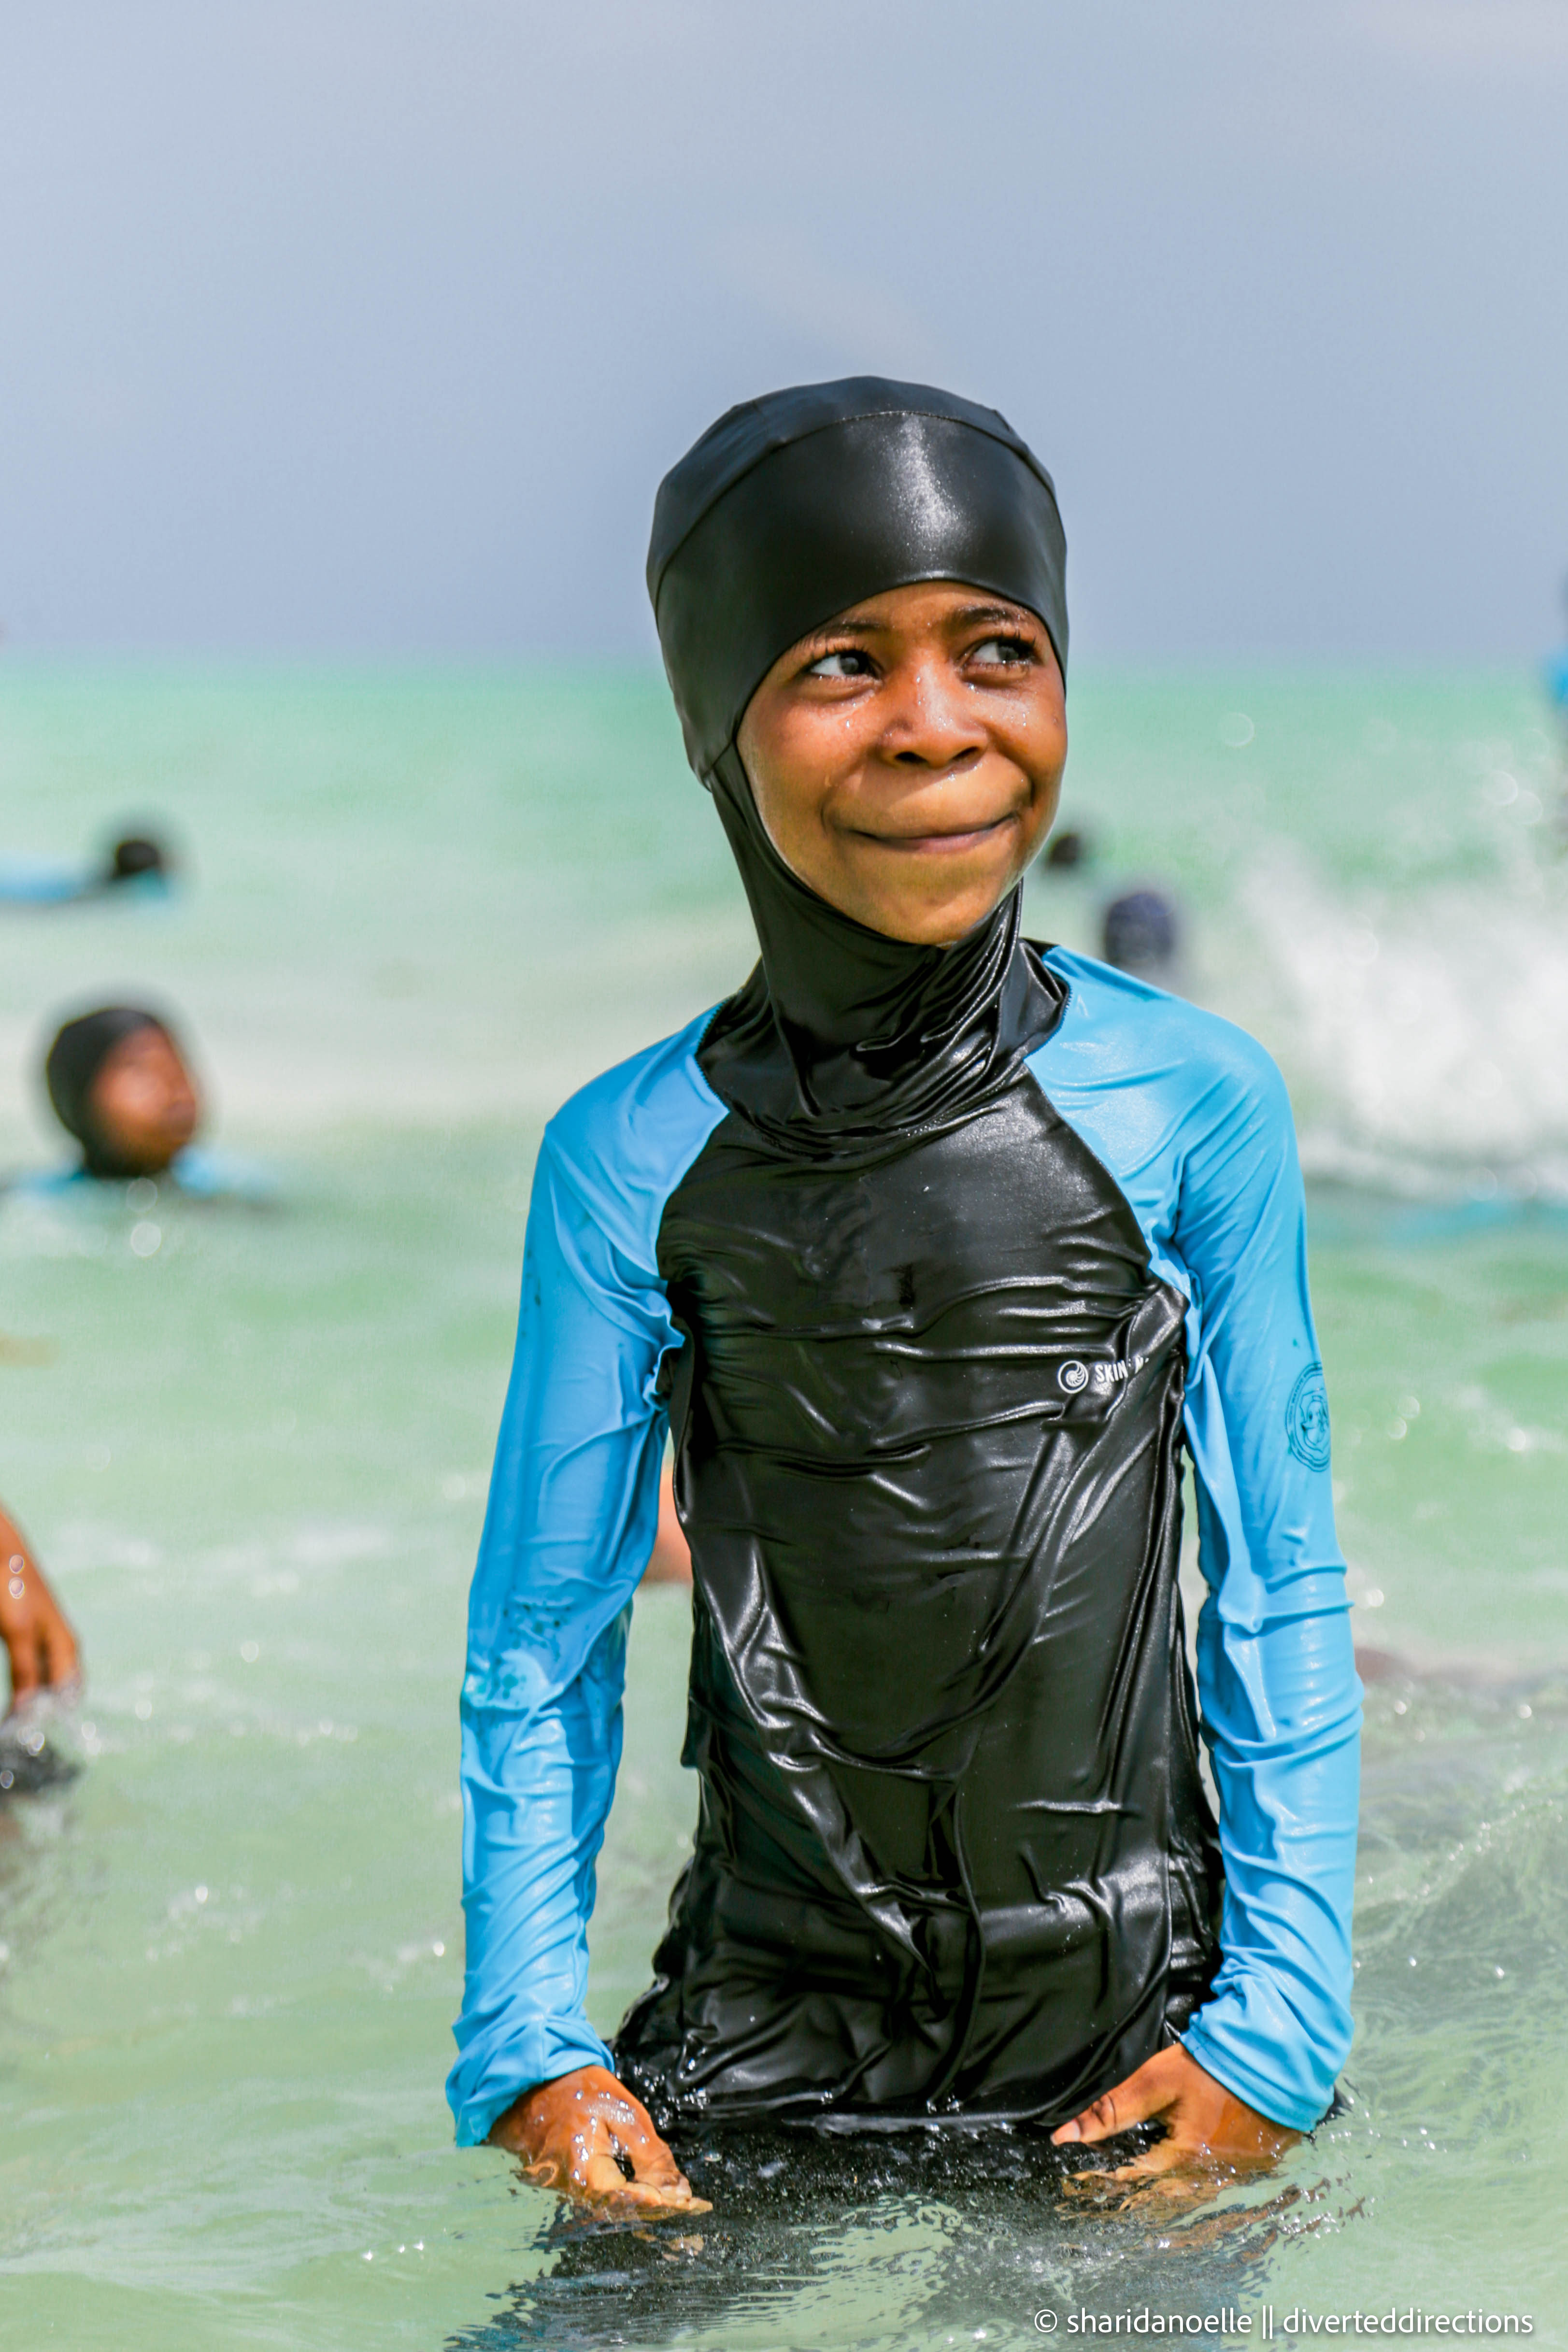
<box><xmin>432</xmin><ymin>1940</ymin><xmax>445</xmax><ymax>1957</ymax></box>
<box><xmin>195</xmin><ymin>1885</ymin><xmax>208</xmax><ymax>1904</ymax></box>
<box><xmin>134</xmin><ymin>1698</ymin><xmax>153</xmax><ymax>1720</ymax></box>
<box><xmin>240</xmin><ymin>1641</ymin><xmax>259</xmax><ymax>1663</ymax></box>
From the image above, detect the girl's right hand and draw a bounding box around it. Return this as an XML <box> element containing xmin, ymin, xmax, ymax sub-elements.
<box><xmin>488</xmin><ymin>2065</ymin><xmax>710</xmax><ymax>2213</ymax></box>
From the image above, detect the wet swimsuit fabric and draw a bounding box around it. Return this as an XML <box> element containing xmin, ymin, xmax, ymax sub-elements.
<box><xmin>452</xmin><ymin>376</ymin><xmax>1357</xmax><ymax>2145</ymax></box>
<box><xmin>449</xmin><ymin>947</ymin><xmax>1361</xmax><ymax>2144</ymax></box>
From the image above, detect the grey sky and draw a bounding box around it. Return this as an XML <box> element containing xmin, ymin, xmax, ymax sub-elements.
<box><xmin>3</xmin><ymin>0</ymin><xmax>1567</xmax><ymax>662</ymax></box>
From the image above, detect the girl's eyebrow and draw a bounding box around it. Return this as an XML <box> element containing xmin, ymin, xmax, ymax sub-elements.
<box><xmin>799</xmin><ymin>602</ymin><xmax>1043</xmax><ymax>658</ymax></box>
<box><xmin>801</xmin><ymin>600</ymin><xmax>1041</xmax><ymax>652</ymax></box>
<box><xmin>946</xmin><ymin>601</ymin><xmax>1041</xmax><ymax>634</ymax></box>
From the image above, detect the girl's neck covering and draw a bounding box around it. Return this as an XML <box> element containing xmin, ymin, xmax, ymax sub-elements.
<box><xmin>43</xmin><ymin>1006</ymin><xmax>170</xmax><ymax>1177</ymax></box>
<box><xmin>647</xmin><ymin>378</ymin><xmax>1069</xmax><ymax>1148</ymax></box>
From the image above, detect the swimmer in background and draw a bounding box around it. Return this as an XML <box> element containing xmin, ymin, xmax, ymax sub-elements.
<box><xmin>1545</xmin><ymin>576</ymin><xmax>1568</xmax><ymax>722</ymax></box>
<box><xmin>1042</xmin><ymin>827</ymin><xmax>1089</xmax><ymax>872</ymax></box>
<box><xmin>1546</xmin><ymin>579</ymin><xmax>1568</xmax><ymax>821</ymax></box>
<box><xmin>24</xmin><ymin>1004</ymin><xmax>267</xmax><ymax>1204</ymax></box>
<box><xmin>0</xmin><ymin>1501</ymin><xmax>78</xmax><ymax>1712</ymax></box>
<box><xmin>44</xmin><ymin>1007</ymin><xmax>201</xmax><ymax>1182</ymax></box>
<box><xmin>1100</xmin><ymin>886</ymin><xmax>1182</xmax><ymax>985</ymax></box>
<box><xmin>0</xmin><ymin>831</ymin><xmax>174</xmax><ymax>909</ymax></box>
<box><xmin>1038</xmin><ymin>835</ymin><xmax>1186</xmax><ymax>991</ymax></box>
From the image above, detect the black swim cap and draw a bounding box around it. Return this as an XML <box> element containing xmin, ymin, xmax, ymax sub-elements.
<box><xmin>648</xmin><ymin>377</ymin><xmax>1068</xmax><ymax>780</ymax></box>
<box><xmin>107</xmin><ymin>835</ymin><xmax>169</xmax><ymax>882</ymax></box>
<box><xmin>43</xmin><ymin>1006</ymin><xmax>172</xmax><ymax>1168</ymax></box>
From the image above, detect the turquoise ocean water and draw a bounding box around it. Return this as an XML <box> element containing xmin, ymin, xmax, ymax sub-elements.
<box><xmin>0</xmin><ymin>667</ymin><xmax>1564</xmax><ymax>2347</ymax></box>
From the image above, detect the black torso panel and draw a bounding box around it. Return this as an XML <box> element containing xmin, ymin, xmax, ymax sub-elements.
<box><xmin>614</xmin><ymin>998</ymin><xmax>1222</xmax><ymax>2130</ymax></box>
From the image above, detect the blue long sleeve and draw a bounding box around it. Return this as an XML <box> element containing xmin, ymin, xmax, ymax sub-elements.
<box><xmin>447</xmin><ymin>1016</ymin><xmax>726</xmax><ymax>2147</ymax></box>
<box><xmin>1032</xmin><ymin>950</ymin><xmax>1361</xmax><ymax>2130</ymax></box>
<box><xmin>452</xmin><ymin>961</ymin><xmax>1359</xmax><ymax>2146</ymax></box>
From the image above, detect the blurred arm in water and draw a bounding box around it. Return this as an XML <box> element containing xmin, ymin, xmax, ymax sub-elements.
<box><xmin>639</xmin><ymin>1463</ymin><xmax>692</xmax><ymax>1585</ymax></box>
<box><xmin>0</xmin><ymin>1505</ymin><xmax>79</xmax><ymax>1708</ymax></box>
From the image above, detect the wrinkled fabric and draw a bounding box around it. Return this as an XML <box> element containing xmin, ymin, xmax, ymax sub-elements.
<box><xmin>617</xmin><ymin>964</ymin><xmax>1220</xmax><ymax>2125</ymax></box>
<box><xmin>449</xmin><ymin>955</ymin><xmax>1360</xmax><ymax>2146</ymax></box>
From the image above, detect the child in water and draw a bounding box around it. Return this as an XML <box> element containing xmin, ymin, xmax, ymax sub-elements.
<box><xmin>451</xmin><ymin>379</ymin><xmax>1360</xmax><ymax>2215</ymax></box>
<box><xmin>44</xmin><ymin>1007</ymin><xmax>201</xmax><ymax>1182</ymax></box>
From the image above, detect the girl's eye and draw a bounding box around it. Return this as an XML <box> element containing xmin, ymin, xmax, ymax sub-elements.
<box><xmin>969</xmin><ymin>635</ymin><xmax>1034</xmax><ymax>668</ymax></box>
<box><xmin>805</xmin><ymin>649</ymin><xmax>873</xmax><ymax>679</ymax></box>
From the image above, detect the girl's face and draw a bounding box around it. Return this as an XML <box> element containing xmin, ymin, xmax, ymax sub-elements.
<box><xmin>88</xmin><ymin>1027</ymin><xmax>201</xmax><ymax>1173</ymax></box>
<box><xmin>736</xmin><ymin>580</ymin><xmax>1067</xmax><ymax>947</ymax></box>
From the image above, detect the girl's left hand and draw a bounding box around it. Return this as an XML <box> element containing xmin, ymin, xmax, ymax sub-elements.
<box><xmin>1051</xmin><ymin>2043</ymin><xmax>1297</xmax><ymax>2189</ymax></box>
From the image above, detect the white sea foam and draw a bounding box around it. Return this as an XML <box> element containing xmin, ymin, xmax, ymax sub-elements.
<box><xmin>1221</xmin><ymin>836</ymin><xmax>1568</xmax><ymax>1196</ymax></box>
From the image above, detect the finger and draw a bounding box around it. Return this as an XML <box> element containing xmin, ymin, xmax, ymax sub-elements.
<box><xmin>623</xmin><ymin>2132</ymin><xmax>692</xmax><ymax>2191</ymax></box>
<box><xmin>1113</xmin><ymin>2173</ymin><xmax>1218</xmax><ymax>2220</ymax></box>
<box><xmin>612</xmin><ymin>2130</ymin><xmax>709</xmax><ymax>2209</ymax></box>
<box><xmin>1098</xmin><ymin>2140</ymin><xmax>1192</xmax><ymax>2182</ymax></box>
<box><xmin>596</xmin><ymin>2093</ymin><xmax>693</xmax><ymax>2192</ymax></box>
<box><xmin>579</xmin><ymin>2152</ymin><xmax>709</xmax><ymax>2211</ymax></box>
<box><xmin>1053</xmin><ymin>2079</ymin><xmax>1163</xmax><ymax>2147</ymax></box>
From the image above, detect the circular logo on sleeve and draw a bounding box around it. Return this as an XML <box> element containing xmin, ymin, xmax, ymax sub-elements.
<box><xmin>1286</xmin><ymin>1362</ymin><xmax>1332</xmax><ymax>1470</ymax></box>
<box><xmin>1058</xmin><ymin>1360</ymin><xmax>1089</xmax><ymax>1394</ymax></box>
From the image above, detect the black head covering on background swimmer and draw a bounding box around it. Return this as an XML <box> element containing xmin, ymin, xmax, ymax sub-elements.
<box><xmin>647</xmin><ymin>378</ymin><xmax>1069</xmax><ymax>1146</ymax></box>
<box><xmin>44</xmin><ymin>1006</ymin><xmax>170</xmax><ymax>1176</ymax></box>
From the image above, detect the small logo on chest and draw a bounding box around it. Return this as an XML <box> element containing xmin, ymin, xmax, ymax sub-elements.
<box><xmin>1058</xmin><ymin>1354</ymin><xmax>1145</xmax><ymax>1398</ymax></box>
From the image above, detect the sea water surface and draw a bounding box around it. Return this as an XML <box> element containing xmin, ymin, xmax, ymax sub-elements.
<box><xmin>0</xmin><ymin>666</ymin><xmax>1564</xmax><ymax>2349</ymax></box>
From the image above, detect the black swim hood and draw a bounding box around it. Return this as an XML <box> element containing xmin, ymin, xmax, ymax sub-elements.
<box><xmin>44</xmin><ymin>1005</ymin><xmax>171</xmax><ymax>1174</ymax></box>
<box><xmin>647</xmin><ymin>378</ymin><xmax>1069</xmax><ymax>1140</ymax></box>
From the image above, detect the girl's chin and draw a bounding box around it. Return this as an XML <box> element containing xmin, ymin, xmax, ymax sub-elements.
<box><xmin>857</xmin><ymin>890</ymin><xmax>1014</xmax><ymax>947</ymax></box>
